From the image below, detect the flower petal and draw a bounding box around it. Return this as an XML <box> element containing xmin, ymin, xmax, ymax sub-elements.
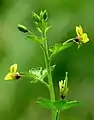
<box><xmin>79</xmin><ymin>25</ymin><xmax>83</xmax><ymax>34</ymax></box>
<box><xmin>76</xmin><ymin>25</ymin><xmax>83</xmax><ymax>36</ymax></box>
<box><xmin>4</xmin><ymin>73</ymin><xmax>13</xmax><ymax>80</ymax></box>
<box><xmin>59</xmin><ymin>80</ymin><xmax>64</xmax><ymax>92</ymax></box>
<box><xmin>10</xmin><ymin>64</ymin><xmax>17</xmax><ymax>73</ymax></box>
<box><xmin>81</xmin><ymin>33</ymin><xmax>89</xmax><ymax>43</ymax></box>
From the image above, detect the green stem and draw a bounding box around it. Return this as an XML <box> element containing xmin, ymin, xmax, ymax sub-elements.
<box><xmin>44</xmin><ymin>41</ymin><xmax>55</xmax><ymax>101</ymax></box>
<box><xmin>63</xmin><ymin>38</ymin><xmax>75</xmax><ymax>44</ymax></box>
<box><xmin>42</xmin><ymin>31</ymin><xmax>56</xmax><ymax>120</ymax></box>
<box><xmin>38</xmin><ymin>79</ymin><xmax>49</xmax><ymax>89</ymax></box>
<box><xmin>56</xmin><ymin>111</ymin><xmax>60</xmax><ymax>120</ymax></box>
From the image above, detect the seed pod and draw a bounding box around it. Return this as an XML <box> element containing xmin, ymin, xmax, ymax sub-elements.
<box><xmin>17</xmin><ymin>24</ymin><xmax>28</xmax><ymax>33</ymax></box>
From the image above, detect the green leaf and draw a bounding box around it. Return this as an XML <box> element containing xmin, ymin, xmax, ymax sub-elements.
<box><xmin>49</xmin><ymin>42</ymin><xmax>73</xmax><ymax>54</ymax></box>
<box><xmin>49</xmin><ymin>40</ymin><xmax>74</xmax><ymax>57</ymax></box>
<box><xmin>50</xmin><ymin>64</ymin><xmax>56</xmax><ymax>71</ymax></box>
<box><xmin>27</xmin><ymin>35</ymin><xmax>46</xmax><ymax>44</ymax></box>
<box><xmin>54</xmin><ymin>100</ymin><xmax>80</xmax><ymax>111</ymax></box>
<box><xmin>40</xmin><ymin>68</ymin><xmax>47</xmax><ymax>79</ymax></box>
<box><xmin>37</xmin><ymin>98</ymin><xmax>55</xmax><ymax>110</ymax></box>
<box><xmin>37</xmin><ymin>98</ymin><xmax>80</xmax><ymax>111</ymax></box>
<box><xmin>64</xmin><ymin>100</ymin><xmax>80</xmax><ymax>110</ymax></box>
<box><xmin>29</xmin><ymin>67</ymin><xmax>42</xmax><ymax>81</ymax></box>
<box><xmin>28</xmin><ymin>65</ymin><xmax>55</xmax><ymax>82</ymax></box>
<box><xmin>54</xmin><ymin>100</ymin><xmax>67</xmax><ymax>110</ymax></box>
<box><xmin>41</xmin><ymin>65</ymin><xmax>56</xmax><ymax>79</ymax></box>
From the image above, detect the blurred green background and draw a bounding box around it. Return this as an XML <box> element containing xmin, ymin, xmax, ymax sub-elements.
<box><xmin>0</xmin><ymin>0</ymin><xmax>94</xmax><ymax>120</ymax></box>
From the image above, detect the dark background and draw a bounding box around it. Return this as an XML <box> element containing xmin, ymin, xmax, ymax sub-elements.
<box><xmin>0</xmin><ymin>0</ymin><xmax>94</xmax><ymax>120</ymax></box>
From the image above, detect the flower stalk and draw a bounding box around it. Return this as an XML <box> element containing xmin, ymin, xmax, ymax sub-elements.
<box><xmin>42</xmin><ymin>31</ymin><xmax>56</xmax><ymax>120</ymax></box>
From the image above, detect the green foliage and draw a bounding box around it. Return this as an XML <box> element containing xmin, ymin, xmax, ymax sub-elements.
<box><xmin>37</xmin><ymin>98</ymin><xmax>80</xmax><ymax>111</ymax></box>
<box><xmin>37</xmin><ymin>98</ymin><xmax>55</xmax><ymax>110</ymax></box>
<box><xmin>63</xmin><ymin>100</ymin><xmax>80</xmax><ymax>110</ymax></box>
<box><xmin>28</xmin><ymin>65</ymin><xmax>55</xmax><ymax>83</ymax></box>
<box><xmin>29</xmin><ymin>67</ymin><xmax>45</xmax><ymax>83</ymax></box>
<box><xmin>54</xmin><ymin>100</ymin><xmax>67</xmax><ymax>110</ymax></box>
<box><xmin>27</xmin><ymin>35</ymin><xmax>46</xmax><ymax>44</ymax></box>
<box><xmin>49</xmin><ymin>40</ymin><xmax>74</xmax><ymax>58</ymax></box>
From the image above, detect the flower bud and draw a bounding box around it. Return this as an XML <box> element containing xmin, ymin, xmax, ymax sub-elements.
<box><xmin>32</xmin><ymin>12</ymin><xmax>40</xmax><ymax>23</ymax></box>
<box><xmin>43</xmin><ymin>10</ymin><xmax>48</xmax><ymax>21</ymax></box>
<box><xmin>59</xmin><ymin>72</ymin><xmax>68</xmax><ymax>99</ymax></box>
<box><xmin>17</xmin><ymin>24</ymin><xmax>28</xmax><ymax>33</ymax></box>
<box><xmin>40</xmin><ymin>10</ymin><xmax>43</xmax><ymax>20</ymax></box>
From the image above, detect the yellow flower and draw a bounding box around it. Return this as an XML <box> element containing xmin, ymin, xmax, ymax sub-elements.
<box><xmin>76</xmin><ymin>25</ymin><xmax>89</xmax><ymax>43</ymax></box>
<box><xmin>5</xmin><ymin>64</ymin><xmax>21</xmax><ymax>80</ymax></box>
